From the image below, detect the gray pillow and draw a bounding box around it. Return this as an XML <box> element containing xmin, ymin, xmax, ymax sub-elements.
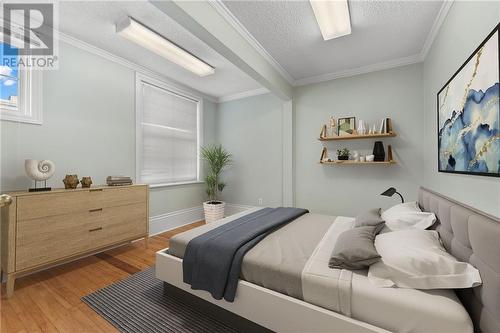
<box><xmin>329</xmin><ymin>224</ymin><xmax>384</xmax><ymax>270</ymax></box>
<box><xmin>354</xmin><ymin>208</ymin><xmax>384</xmax><ymax>227</ymax></box>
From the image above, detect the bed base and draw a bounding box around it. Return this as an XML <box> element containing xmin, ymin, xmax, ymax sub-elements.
<box><xmin>163</xmin><ymin>282</ymin><xmax>271</xmax><ymax>333</ymax></box>
<box><xmin>156</xmin><ymin>250</ymin><xmax>389</xmax><ymax>333</ymax></box>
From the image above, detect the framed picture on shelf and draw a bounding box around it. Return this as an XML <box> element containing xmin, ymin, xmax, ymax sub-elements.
<box><xmin>437</xmin><ymin>24</ymin><xmax>499</xmax><ymax>178</ymax></box>
<box><xmin>338</xmin><ymin>117</ymin><xmax>356</xmax><ymax>136</ymax></box>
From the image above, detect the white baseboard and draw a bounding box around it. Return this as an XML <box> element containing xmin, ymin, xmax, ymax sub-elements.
<box><xmin>149</xmin><ymin>206</ymin><xmax>204</xmax><ymax>236</ymax></box>
<box><xmin>224</xmin><ymin>203</ymin><xmax>258</xmax><ymax>216</ymax></box>
<box><xmin>149</xmin><ymin>203</ymin><xmax>258</xmax><ymax>236</ymax></box>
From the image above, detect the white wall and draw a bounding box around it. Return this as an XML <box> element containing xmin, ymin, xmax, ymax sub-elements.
<box><xmin>216</xmin><ymin>93</ymin><xmax>283</xmax><ymax>207</ymax></box>
<box><xmin>294</xmin><ymin>64</ymin><xmax>424</xmax><ymax>216</ymax></box>
<box><xmin>3</xmin><ymin>0</ymin><xmax>498</xmax><ymax>223</ymax></box>
<box><xmin>0</xmin><ymin>41</ymin><xmax>216</xmax><ymax>220</ymax></box>
<box><xmin>214</xmin><ymin>2</ymin><xmax>499</xmax><ymax>218</ymax></box>
<box><xmin>422</xmin><ymin>1</ymin><xmax>500</xmax><ymax>217</ymax></box>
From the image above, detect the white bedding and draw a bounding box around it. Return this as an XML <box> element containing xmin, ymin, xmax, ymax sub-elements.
<box><xmin>302</xmin><ymin>216</ymin><xmax>473</xmax><ymax>333</ymax></box>
<box><xmin>351</xmin><ymin>272</ymin><xmax>473</xmax><ymax>333</ymax></box>
<box><xmin>169</xmin><ymin>210</ymin><xmax>474</xmax><ymax>333</ymax></box>
<box><xmin>301</xmin><ymin>216</ymin><xmax>354</xmax><ymax>317</ymax></box>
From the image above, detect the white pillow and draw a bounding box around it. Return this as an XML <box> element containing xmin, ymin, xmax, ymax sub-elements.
<box><xmin>381</xmin><ymin>201</ymin><xmax>436</xmax><ymax>231</ymax></box>
<box><xmin>368</xmin><ymin>229</ymin><xmax>482</xmax><ymax>289</ymax></box>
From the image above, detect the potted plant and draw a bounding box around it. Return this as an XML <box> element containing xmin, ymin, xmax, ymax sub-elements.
<box><xmin>337</xmin><ymin>148</ymin><xmax>350</xmax><ymax>160</ymax></box>
<box><xmin>201</xmin><ymin>145</ymin><xmax>232</xmax><ymax>223</ymax></box>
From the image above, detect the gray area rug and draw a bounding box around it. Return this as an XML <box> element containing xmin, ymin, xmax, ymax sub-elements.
<box><xmin>82</xmin><ymin>267</ymin><xmax>237</xmax><ymax>333</ymax></box>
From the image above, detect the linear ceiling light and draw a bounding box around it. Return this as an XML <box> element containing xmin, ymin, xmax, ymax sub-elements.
<box><xmin>310</xmin><ymin>0</ymin><xmax>351</xmax><ymax>40</ymax></box>
<box><xmin>116</xmin><ymin>17</ymin><xmax>215</xmax><ymax>77</ymax></box>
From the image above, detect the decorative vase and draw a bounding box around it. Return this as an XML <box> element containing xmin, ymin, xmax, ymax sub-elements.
<box><xmin>373</xmin><ymin>141</ymin><xmax>386</xmax><ymax>161</ymax></box>
<box><xmin>63</xmin><ymin>175</ymin><xmax>79</xmax><ymax>189</ymax></box>
<box><xmin>357</xmin><ymin>120</ymin><xmax>366</xmax><ymax>135</ymax></box>
<box><xmin>329</xmin><ymin>117</ymin><xmax>336</xmax><ymax>137</ymax></box>
<box><xmin>25</xmin><ymin>159</ymin><xmax>55</xmax><ymax>192</ymax></box>
<box><xmin>352</xmin><ymin>150</ymin><xmax>360</xmax><ymax>161</ymax></box>
<box><xmin>203</xmin><ymin>201</ymin><xmax>225</xmax><ymax>223</ymax></box>
<box><xmin>81</xmin><ymin>176</ymin><xmax>93</xmax><ymax>188</ymax></box>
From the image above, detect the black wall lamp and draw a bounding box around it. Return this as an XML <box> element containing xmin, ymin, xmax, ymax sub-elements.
<box><xmin>381</xmin><ymin>187</ymin><xmax>404</xmax><ymax>203</ymax></box>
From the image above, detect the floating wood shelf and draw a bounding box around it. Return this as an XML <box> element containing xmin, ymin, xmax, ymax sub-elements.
<box><xmin>319</xmin><ymin>132</ymin><xmax>397</xmax><ymax>141</ymax></box>
<box><xmin>320</xmin><ymin>160</ymin><xmax>397</xmax><ymax>165</ymax></box>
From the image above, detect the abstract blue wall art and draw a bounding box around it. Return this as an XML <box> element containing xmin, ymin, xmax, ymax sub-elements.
<box><xmin>437</xmin><ymin>24</ymin><xmax>499</xmax><ymax>177</ymax></box>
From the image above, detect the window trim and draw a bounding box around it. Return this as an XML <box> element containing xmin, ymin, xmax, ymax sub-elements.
<box><xmin>0</xmin><ymin>32</ymin><xmax>43</xmax><ymax>125</ymax></box>
<box><xmin>135</xmin><ymin>72</ymin><xmax>203</xmax><ymax>188</ymax></box>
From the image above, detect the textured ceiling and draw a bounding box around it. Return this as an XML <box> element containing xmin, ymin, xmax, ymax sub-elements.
<box><xmin>58</xmin><ymin>1</ymin><xmax>261</xmax><ymax>98</ymax></box>
<box><xmin>223</xmin><ymin>0</ymin><xmax>443</xmax><ymax>81</ymax></box>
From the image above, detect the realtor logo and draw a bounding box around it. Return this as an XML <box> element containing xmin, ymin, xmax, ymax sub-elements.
<box><xmin>1</xmin><ymin>2</ymin><xmax>58</xmax><ymax>69</ymax></box>
<box><xmin>3</xmin><ymin>3</ymin><xmax>54</xmax><ymax>55</ymax></box>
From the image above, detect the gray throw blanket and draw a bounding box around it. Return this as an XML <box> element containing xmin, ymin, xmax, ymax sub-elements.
<box><xmin>183</xmin><ymin>207</ymin><xmax>309</xmax><ymax>301</ymax></box>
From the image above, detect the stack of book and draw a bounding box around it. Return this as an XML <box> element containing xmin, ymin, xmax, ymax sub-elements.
<box><xmin>106</xmin><ymin>176</ymin><xmax>133</xmax><ymax>186</ymax></box>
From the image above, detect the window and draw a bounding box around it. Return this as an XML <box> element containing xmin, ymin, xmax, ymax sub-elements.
<box><xmin>136</xmin><ymin>74</ymin><xmax>202</xmax><ymax>187</ymax></box>
<box><xmin>0</xmin><ymin>43</ymin><xmax>19</xmax><ymax>111</ymax></box>
<box><xmin>0</xmin><ymin>41</ymin><xmax>42</xmax><ymax>124</ymax></box>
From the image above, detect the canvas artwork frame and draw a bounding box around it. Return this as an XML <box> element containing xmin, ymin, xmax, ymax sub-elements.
<box><xmin>337</xmin><ymin>117</ymin><xmax>356</xmax><ymax>136</ymax></box>
<box><xmin>437</xmin><ymin>24</ymin><xmax>499</xmax><ymax>178</ymax></box>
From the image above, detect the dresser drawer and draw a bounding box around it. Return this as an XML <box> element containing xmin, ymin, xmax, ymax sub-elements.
<box><xmin>16</xmin><ymin>212</ymin><xmax>90</xmax><ymax>270</ymax></box>
<box><xmin>88</xmin><ymin>186</ymin><xmax>147</xmax><ymax>209</ymax></box>
<box><xmin>17</xmin><ymin>191</ymin><xmax>89</xmax><ymax>221</ymax></box>
<box><xmin>3</xmin><ymin>184</ymin><xmax>150</xmax><ymax>298</ymax></box>
<box><xmin>87</xmin><ymin>203</ymin><xmax>147</xmax><ymax>249</ymax></box>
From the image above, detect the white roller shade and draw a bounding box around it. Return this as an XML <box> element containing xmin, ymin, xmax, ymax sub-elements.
<box><xmin>139</xmin><ymin>81</ymin><xmax>200</xmax><ymax>185</ymax></box>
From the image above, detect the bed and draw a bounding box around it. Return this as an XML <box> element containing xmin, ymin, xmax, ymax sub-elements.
<box><xmin>155</xmin><ymin>187</ymin><xmax>500</xmax><ymax>333</ymax></box>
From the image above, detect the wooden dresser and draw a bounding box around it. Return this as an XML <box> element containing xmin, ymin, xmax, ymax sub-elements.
<box><xmin>1</xmin><ymin>184</ymin><xmax>149</xmax><ymax>297</ymax></box>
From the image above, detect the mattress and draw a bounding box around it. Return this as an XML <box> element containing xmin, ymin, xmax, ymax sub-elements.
<box><xmin>168</xmin><ymin>208</ymin><xmax>473</xmax><ymax>333</ymax></box>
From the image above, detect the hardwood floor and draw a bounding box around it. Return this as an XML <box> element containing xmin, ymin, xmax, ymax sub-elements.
<box><xmin>0</xmin><ymin>221</ymin><xmax>205</xmax><ymax>333</ymax></box>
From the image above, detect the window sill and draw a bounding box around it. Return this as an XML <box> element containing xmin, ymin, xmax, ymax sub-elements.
<box><xmin>0</xmin><ymin>113</ymin><xmax>43</xmax><ymax>125</ymax></box>
<box><xmin>148</xmin><ymin>181</ymin><xmax>204</xmax><ymax>189</ymax></box>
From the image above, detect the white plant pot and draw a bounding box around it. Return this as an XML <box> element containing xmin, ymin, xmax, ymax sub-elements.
<box><xmin>203</xmin><ymin>201</ymin><xmax>225</xmax><ymax>223</ymax></box>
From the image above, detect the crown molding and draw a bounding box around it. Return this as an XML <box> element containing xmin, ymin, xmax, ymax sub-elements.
<box><xmin>294</xmin><ymin>1</ymin><xmax>452</xmax><ymax>87</ymax></box>
<box><xmin>419</xmin><ymin>0</ymin><xmax>454</xmax><ymax>60</ymax></box>
<box><xmin>51</xmin><ymin>0</ymin><xmax>453</xmax><ymax>103</ymax></box>
<box><xmin>56</xmin><ymin>31</ymin><xmax>218</xmax><ymax>103</ymax></box>
<box><xmin>217</xmin><ymin>87</ymin><xmax>269</xmax><ymax>103</ymax></box>
<box><xmin>210</xmin><ymin>0</ymin><xmax>453</xmax><ymax>88</ymax></box>
<box><xmin>294</xmin><ymin>54</ymin><xmax>422</xmax><ymax>86</ymax></box>
<box><xmin>208</xmin><ymin>0</ymin><xmax>295</xmax><ymax>85</ymax></box>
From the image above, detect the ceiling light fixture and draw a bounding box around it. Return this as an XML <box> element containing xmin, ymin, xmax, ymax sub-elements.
<box><xmin>310</xmin><ymin>0</ymin><xmax>351</xmax><ymax>40</ymax></box>
<box><xmin>116</xmin><ymin>17</ymin><xmax>215</xmax><ymax>77</ymax></box>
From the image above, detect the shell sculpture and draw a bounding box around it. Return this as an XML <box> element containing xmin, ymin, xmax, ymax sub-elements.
<box><xmin>24</xmin><ymin>159</ymin><xmax>55</xmax><ymax>181</ymax></box>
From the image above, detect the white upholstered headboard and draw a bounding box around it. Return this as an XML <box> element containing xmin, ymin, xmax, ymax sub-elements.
<box><xmin>418</xmin><ymin>187</ymin><xmax>500</xmax><ymax>333</ymax></box>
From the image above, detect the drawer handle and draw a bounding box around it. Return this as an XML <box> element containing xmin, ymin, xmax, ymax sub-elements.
<box><xmin>89</xmin><ymin>189</ymin><xmax>103</xmax><ymax>192</ymax></box>
<box><xmin>89</xmin><ymin>208</ymin><xmax>103</xmax><ymax>213</ymax></box>
<box><xmin>89</xmin><ymin>227</ymin><xmax>103</xmax><ymax>232</ymax></box>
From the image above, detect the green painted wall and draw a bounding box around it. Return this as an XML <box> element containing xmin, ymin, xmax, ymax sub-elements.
<box><xmin>216</xmin><ymin>93</ymin><xmax>283</xmax><ymax>207</ymax></box>
<box><xmin>4</xmin><ymin>0</ymin><xmax>498</xmax><ymax>220</ymax></box>
<box><xmin>0</xmin><ymin>41</ymin><xmax>216</xmax><ymax>217</ymax></box>
<box><xmin>294</xmin><ymin>64</ymin><xmax>424</xmax><ymax>216</ymax></box>
<box><xmin>422</xmin><ymin>1</ymin><xmax>500</xmax><ymax>217</ymax></box>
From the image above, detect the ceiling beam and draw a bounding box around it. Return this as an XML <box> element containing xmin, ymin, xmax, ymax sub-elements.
<box><xmin>150</xmin><ymin>0</ymin><xmax>293</xmax><ymax>101</ymax></box>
